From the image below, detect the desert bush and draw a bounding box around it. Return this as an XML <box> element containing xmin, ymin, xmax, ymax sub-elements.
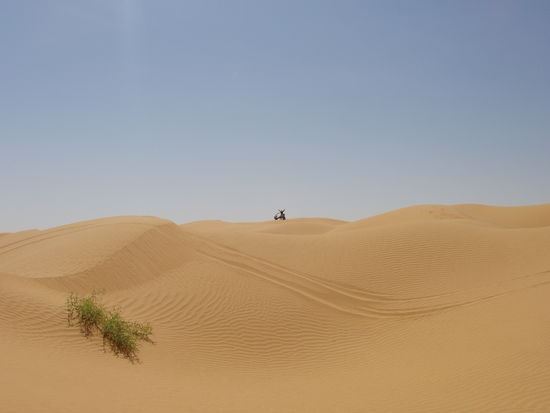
<box><xmin>66</xmin><ymin>293</ymin><xmax>152</xmax><ymax>361</ymax></box>
<box><xmin>66</xmin><ymin>292</ymin><xmax>104</xmax><ymax>336</ymax></box>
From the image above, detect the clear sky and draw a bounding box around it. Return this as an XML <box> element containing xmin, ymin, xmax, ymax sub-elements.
<box><xmin>1</xmin><ymin>0</ymin><xmax>549</xmax><ymax>232</ymax></box>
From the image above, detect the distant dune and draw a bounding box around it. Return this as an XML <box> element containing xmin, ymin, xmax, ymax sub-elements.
<box><xmin>1</xmin><ymin>204</ymin><xmax>549</xmax><ymax>412</ymax></box>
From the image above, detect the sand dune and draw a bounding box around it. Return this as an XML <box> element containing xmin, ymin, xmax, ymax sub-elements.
<box><xmin>1</xmin><ymin>204</ymin><xmax>549</xmax><ymax>412</ymax></box>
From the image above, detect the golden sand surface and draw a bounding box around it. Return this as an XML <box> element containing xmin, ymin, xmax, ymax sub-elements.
<box><xmin>1</xmin><ymin>204</ymin><xmax>549</xmax><ymax>412</ymax></box>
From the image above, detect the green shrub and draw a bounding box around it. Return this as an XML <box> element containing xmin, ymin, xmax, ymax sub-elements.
<box><xmin>66</xmin><ymin>292</ymin><xmax>104</xmax><ymax>336</ymax></box>
<box><xmin>66</xmin><ymin>293</ymin><xmax>152</xmax><ymax>361</ymax></box>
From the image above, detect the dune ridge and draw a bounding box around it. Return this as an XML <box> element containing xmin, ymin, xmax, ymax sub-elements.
<box><xmin>1</xmin><ymin>204</ymin><xmax>549</xmax><ymax>412</ymax></box>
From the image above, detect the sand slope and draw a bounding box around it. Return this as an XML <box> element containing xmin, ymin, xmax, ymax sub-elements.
<box><xmin>1</xmin><ymin>204</ymin><xmax>550</xmax><ymax>412</ymax></box>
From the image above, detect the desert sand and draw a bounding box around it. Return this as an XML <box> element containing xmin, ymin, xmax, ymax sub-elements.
<box><xmin>1</xmin><ymin>204</ymin><xmax>549</xmax><ymax>412</ymax></box>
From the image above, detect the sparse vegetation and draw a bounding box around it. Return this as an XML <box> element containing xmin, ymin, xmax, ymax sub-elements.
<box><xmin>66</xmin><ymin>292</ymin><xmax>152</xmax><ymax>361</ymax></box>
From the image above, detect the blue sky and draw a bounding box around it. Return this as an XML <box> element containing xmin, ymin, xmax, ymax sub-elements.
<box><xmin>1</xmin><ymin>0</ymin><xmax>549</xmax><ymax>231</ymax></box>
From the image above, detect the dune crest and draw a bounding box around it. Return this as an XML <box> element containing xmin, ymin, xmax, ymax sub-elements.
<box><xmin>2</xmin><ymin>204</ymin><xmax>550</xmax><ymax>412</ymax></box>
